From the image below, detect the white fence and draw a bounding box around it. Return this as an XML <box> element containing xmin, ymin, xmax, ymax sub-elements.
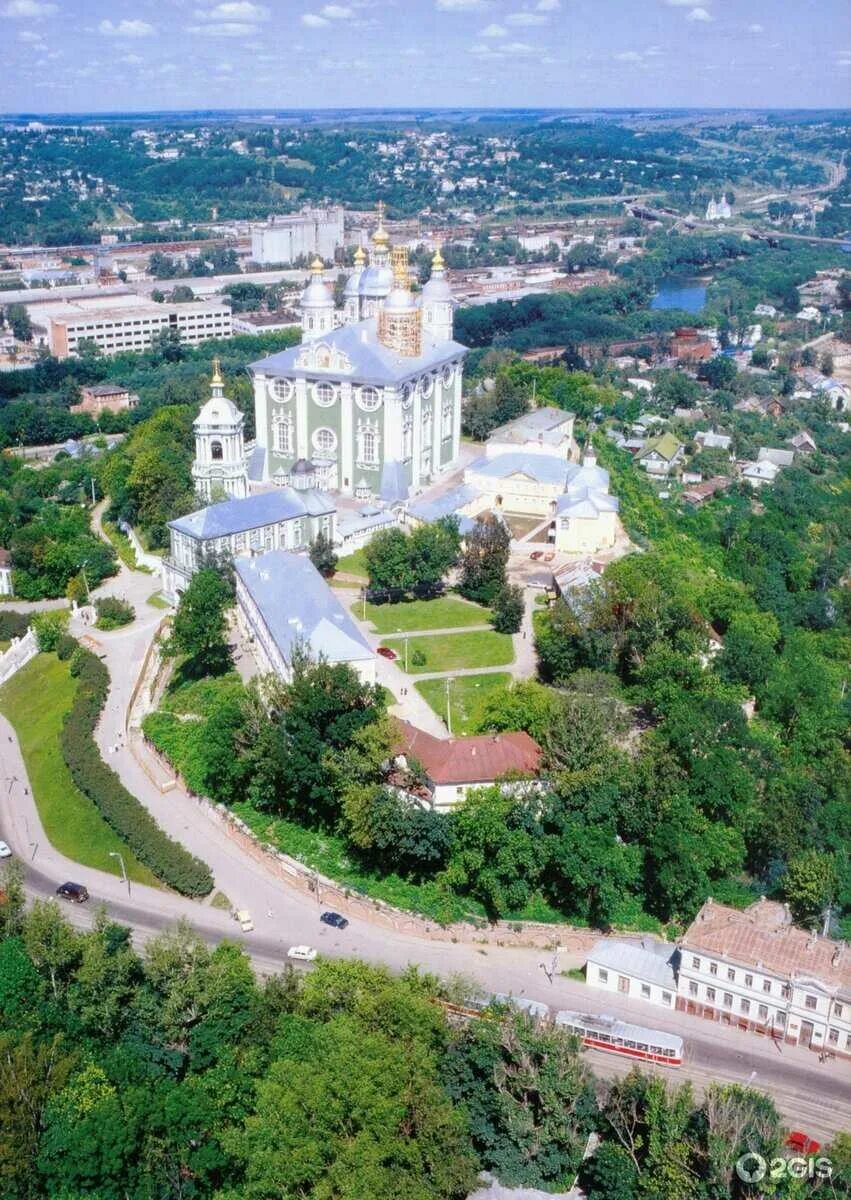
<box><xmin>117</xmin><ymin>519</ymin><xmax>163</xmax><ymax>573</ymax></box>
<box><xmin>0</xmin><ymin>628</ymin><xmax>38</xmax><ymax>686</ymax></box>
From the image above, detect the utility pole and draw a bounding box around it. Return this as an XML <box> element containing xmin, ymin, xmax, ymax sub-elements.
<box><xmin>444</xmin><ymin>676</ymin><xmax>452</xmax><ymax>735</ymax></box>
<box><xmin>90</xmin><ymin>477</ymin><xmax>96</xmax><ymax>505</ymax></box>
<box><xmin>404</xmin><ymin>635</ymin><xmax>409</xmax><ymax>673</ymax></box>
<box><xmin>109</xmin><ymin>851</ymin><xmax>130</xmax><ymax>898</ymax></box>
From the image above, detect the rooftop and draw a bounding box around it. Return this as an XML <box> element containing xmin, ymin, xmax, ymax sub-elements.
<box><xmin>169</xmin><ymin>487</ymin><xmax>334</xmax><ymax>540</ymax></box>
<box><xmin>637</xmin><ymin>433</ymin><xmax>684</xmax><ymax>462</ymax></box>
<box><xmin>682</xmin><ymin>899</ymin><xmax>851</xmax><ymax>995</ymax></box>
<box><xmin>588</xmin><ymin>937</ymin><xmax>679</xmax><ymax>990</ymax></box>
<box><xmin>234</xmin><ymin>550</ymin><xmax>373</xmax><ymax>667</ymax></box>
<box><xmin>394</xmin><ymin>718</ymin><xmax>541</xmax><ymax>786</ymax></box>
<box><xmin>467</xmin><ymin>452</ymin><xmax>570</xmax><ymax>487</ymax></box>
<box><xmin>487</xmin><ymin>405</ymin><xmax>575</xmax><ymax>446</ymax></box>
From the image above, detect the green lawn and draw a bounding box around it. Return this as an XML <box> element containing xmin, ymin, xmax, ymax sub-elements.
<box><xmin>415</xmin><ymin>672</ymin><xmax>512</xmax><ymax>735</ymax></box>
<box><xmin>101</xmin><ymin>520</ymin><xmax>152</xmax><ymax>574</ymax></box>
<box><xmin>357</xmin><ymin>594</ymin><xmax>492</xmax><ymax>635</ymax></box>
<box><xmin>146</xmin><ymin>591</ymin><xmax>170</xmax><ymax>609</ymax></box>
<box><xmin>333</xmin><ymin>547</ymin><xmax>369</xmax><ymax>580</ymax></box>
<box><xmin>382</xmin><ymin>630</ymin><xmax>514</xmax><ymax>674</ymax></box>
<box><xmin>0</xmin><ymin>654</ymin><xmax>159</xmax><ymax>886</ymax></box>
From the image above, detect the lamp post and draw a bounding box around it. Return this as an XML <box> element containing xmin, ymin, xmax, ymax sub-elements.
<box><xmin>109</xmin><ymin>850</ymin><xmax>130</xmax><ymax>898</ymax></box>
<box><xmin>444</xmin><ymin>676</ymin><xmax>452</xmax><ymax>735</ymax></box>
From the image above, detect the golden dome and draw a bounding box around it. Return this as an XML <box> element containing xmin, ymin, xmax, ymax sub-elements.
<box><xmin>211</xmin><ymin>357</ymin><xmax>223</xmax><ymax>386</ymax></box>
<box><xmin>372</xmin><ymin>199</ymin><xmax>390</xmax><ymax>247</ymax></box>
<box><xmin>353</xmin><ymin>245</ymin><xmax>366</xmax><ymax>265</ymax></box>
<box><xmin>310</xmin><ymin>256</ymin><xmax>324</xmax><ymax>273</ymax></box>
<box><xmin>431</xmin><ymin>244</ymin><xmax>445</xmax><ymax>270</ymax></box>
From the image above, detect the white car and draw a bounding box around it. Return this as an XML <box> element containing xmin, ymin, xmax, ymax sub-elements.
<box><xmin>287</xmin><ymin>945</ymin><xmax>318</xmax><ymax>962</ymax></box>
<box><xmin>0</xmin><ymin>841</ymin><xmax>11</xmax><ymax>858</ymax></box>
<box><xmin>233</xmin><ymin>909</ymin><xmax>254</xmax><ymax>932</ymax></box>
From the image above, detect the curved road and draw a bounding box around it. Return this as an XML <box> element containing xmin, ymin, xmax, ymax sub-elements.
<box><xmin>0</xmin><ymin>551</ymin><xmax>848</xmax><ymax>1140</ymax></box>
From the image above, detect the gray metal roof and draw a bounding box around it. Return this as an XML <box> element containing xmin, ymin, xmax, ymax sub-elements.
<box><xmin>554</xmin><ymin>486</ymin><xmax>619</xmax><ymax>518</ymax></box>
<box><xmin>467</xmin><ymin>452</ymin><xmax>570</xmax><ymax>487</ymax></box>
<box><xmin>234</xmin><ymin>551</ymin><xmax>373</xmax><ymax>666</ymax></box>
<box><xmin>379</xmin><ymin>460</ymin><xmax>409</xmax><ymax>503</ymax></box>
<box><xmin>246</xmin><ymin>445</ymin><xmax>266</xmax><ymax>481</ymax></box>
<box><xmin>169</xmin><ymin>488</ymin><xmax>334</xmax><ymax>540</ymax></box>
<box><xmin>250</xmin><ymin>319</ymin><xmax>466</xmax><ymax>387</ymax></box>
<box><xmin>408</xmin><ymin>482</ymin><xmax>481</xmax><ymax>523</ymax></box>
<box><xmin>586</xmin><ymin>938</ymin><xmax>679</xmax><ymax>990</ymax></box>
<box><xmin>487</xmin><ymin>405</ymin><xmax>575</xmax><ymax>444</ymax></box>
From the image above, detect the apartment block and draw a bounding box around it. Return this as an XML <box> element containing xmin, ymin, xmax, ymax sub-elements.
<box><xmin>48</xmin><ymin>299</ymin><xmax>232</xmax><ymax>359</ymax></box>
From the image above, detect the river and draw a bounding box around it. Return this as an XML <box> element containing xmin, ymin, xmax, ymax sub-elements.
<box><xmin>650</xmin><ymin>276</ymin><xmax>709</xmax><ymax>313</ymax></box>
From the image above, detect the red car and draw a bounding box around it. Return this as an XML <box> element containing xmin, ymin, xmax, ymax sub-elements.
<box><xmin>529</xmin><ymin>550</ymin><xmax>544</xmax><ymax>561</ymax></box>
<box><xmin>785</xmin><ymin>1132</ymin><xmax>821</xmax><ymax>1155</ymax></box>
<box><xmin>377</xmin><ymin>646</ymin><xmax>397</xmax><ymax>660</ymax></box>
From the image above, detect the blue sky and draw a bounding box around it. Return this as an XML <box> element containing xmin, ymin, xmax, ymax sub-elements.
<box><xmin>1</xmin><ymin>0</ymin><xmax>849</xmax><ymax>113</ymax></box>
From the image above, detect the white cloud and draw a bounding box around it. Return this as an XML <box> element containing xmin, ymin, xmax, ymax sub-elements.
<box><xmin>481</xmin><ymin>22</ymin><xmax>506</xmax><ymax>36</ymax></box>
<box><xmin>503</xmin><ymin>40</ymin><xmax>534</xmax><ymax>52</ymax></box>
<box><xmin>321</xmin><ymin>2</ymin><xmax>353</xmax><ymax>15</ymax></box>
<box><xmin>664</xmin><ymin>0</ymin><xmax>701</xmax><ymax>5</ymax></box>
<box><xmin>747</xmin><ymin>22</ymin><xmax>764</xmax><ymax>33</ymax></box>
<box><xmin>436</xmin><ymin>0</ymin><xmax>490</xmax><ymax>10</ymax></box>
<box><xmin>301</xmin><ymin>11</ymin><xmax>329</xmax><ymax>25</ymax></box>
<box><xmin>615</xmin><ymin>50</ymin><xmax>643</xmax><ymax>62</ymax></box>
<box><xmin>687</xmin><ymin>6</ymin><xmax>712</xmax><ymax>20</ymax></box>
<box><xmin>506</xmin><ymin>10</ymin><xmax>546</xmax><ymax>25</ymax></box>
<box><xmin>18</xmin><ymin>29</ymin><xmax>45</xmax><ymax>42</ymax></box>
<box><xmin>195</xmin><ymin>2</ymin><xmax>269</xmax><ymax>20</ymax></box>
<box><xmin>98</xmin><ymin>19</ymin><xmax>156</xmax><ymax>37</ymax></box>
<box><xmin>121</xmin><ymin>53</ymin><xmax>144</xmax><ymax>64</ymax></box>
<box><xmin>536</xmin><ymin>0</ymin><xmax>560</xmax><ymax>9</ymax></box>
<box><xmin>2</xmin><ymin>0</ymin><xmax>57</xmax><ymax>16</ymax></box>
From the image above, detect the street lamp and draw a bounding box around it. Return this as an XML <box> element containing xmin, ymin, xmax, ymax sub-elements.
<box><xmin>109</xmin><ymin>850</ymin><xmax>130</xmax><ymax>898</ymax></box>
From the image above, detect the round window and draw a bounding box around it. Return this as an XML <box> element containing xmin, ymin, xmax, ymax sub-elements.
<box><xmin>273</xmin><ymin>378</ymin><xmax>292</xmax><ymax>402</ymax></box>
<box><xmin>312</xmin><ymin>427</ymin><xmax>338</xmax><ymax>455</ymax></box>
<box><xmin>314</xmin><ymin>381</ymin><xmax>336</xmax><ymax>407</ymax></box>
<box><xmin>442</xmin><ymin>365</ymin><xmax>454</xmax><ymax>386</ymax></box>
<box><xmin>421</xmin><ymin>374</ymin><xmax>434</xmax><ymax>398</ymax></box>
<box><xmin>358</xmin><ymin>386</ymin><xmax>381</xmax><ymax>412</ymax></box>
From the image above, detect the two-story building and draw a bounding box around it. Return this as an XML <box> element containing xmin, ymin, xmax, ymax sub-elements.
<box><xmin>677</xmin><ymin>898</ymin><xmax>851</xmax><ymax>1058</ymax></box>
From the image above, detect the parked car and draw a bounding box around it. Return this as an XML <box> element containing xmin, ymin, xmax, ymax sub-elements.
<box><xmin>377</xmin><ymin>646</ymin><xmax>397</xmax><ymax>660</ymax></box>
<box><xmin>56</xmin><ymin>882</ymin><xmax>89</xmax><ymax>904</ymax></box>
<box><xmin>233</xmin><ymin>909</ymin><xmax>254</xmax><ymax>932</ymax></box>
<box><xmin>0</xmin><ymin>841</ymin><xmax>11</xmax><ymax>858</ymax></box>
<box><xmin>529</xmin><ymin>550</ymin><xmax>544</xmax><ymax>561</ymax></box>
<box><xmin>287</xmin><ymin>945</ymin><xmax>318</xmax><ymax>962</ymax></box>
<box><xmin>320</xmin><ymin>910</ymin><xmax>349</xmax><ymax>930</ymax></box>
<box><xmin>786</xmin><ymin>1131</ymin><xmax>821</xmax><ymax>1155</ymax></box>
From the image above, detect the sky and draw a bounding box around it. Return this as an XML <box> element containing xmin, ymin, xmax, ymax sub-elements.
<box><xmin>1</xmin><ymin>0</ymin><xmax>849</xmax><ymax>114</ymax></box>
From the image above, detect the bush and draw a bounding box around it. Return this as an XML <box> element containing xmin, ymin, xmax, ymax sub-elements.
<box><xmin>31</xmin><ymin>610</ymin><xmax>70</xmax><ymax>653</ymax></box>
<box><xmin>491</xmin><ymin>584</ymin><xmax>524</xmax><ymax>634</ymax></box>
<box><xmin>94</xmin><ymin>596</ymin><xmax>135</xmax><ymax>631</ymax></box>
<box><xmin>58</xmin><ymin>645</ymin><xmax>213</xmax><ymax>896</ymax></box>
<box><xmin>0</xmin><ymin>611</ymin><xmax>30</xmax><ymax>642</ymax></box>
<box><xmin>55</xmin><ymin>634</ymin><xmax>77</xmax><ymax>661</ymax></box>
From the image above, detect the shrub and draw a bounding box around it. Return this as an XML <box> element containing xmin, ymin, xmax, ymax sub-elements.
<box><xmin>94</xmin><ymin>597</ymin><xmax>135</xmax><ymax>631</ymax></box>
<box><xmin>0</xmin><ymin>611</ymin><xmax>30</xmax><ymax>642</ymax></box>
<box><xmin>31</xmin><ymin>610</ymin><xmax>70</xmax><ymax>653</ymax></box>
<box><xmin>56</xmin><ymin>634</ymin><xmax>77</xmax><ymax>661</ymax></box>
<box><xmin>58</xmin><ymin>645</ymin><xmax>213</xmax><ymax>896</ymax></box>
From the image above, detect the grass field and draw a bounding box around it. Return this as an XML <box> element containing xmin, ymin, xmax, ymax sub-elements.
<box><xmin>146</xmin><ymin>591</ymin><xmax>170</xmax><ymax>609</ymax></box>
<box><xmin>383</xmin><ymin>630</ymin><xmax>514</xmax><ymax>674</ymax></box>
<box><xmin>333</xmin><ymin>547</ymin><xmax>369</xmax><ymax>580</ymax></box>
<box><xmin>0</xmin><ymin>654</ymin><xmax>159</xmax><ymax>886</ymax></box>
<box><xmin>358</xmin><ymin>594</ymin><xmax>492</xmax><ymax>634</ymax></box>
<box><xmin>415</xmin><ymin>672</ymin><xmax>512</xmax><ymax>735</ymax></box>
<box><xmin>101</xmin><ymin>520</ymin><xmax>153</xmax><ymax>574</ymax></box>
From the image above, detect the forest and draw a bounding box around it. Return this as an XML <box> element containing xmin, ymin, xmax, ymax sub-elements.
<box><xmin>1</xmin><ymin>873</ymin><xmax>846</xmax><ymax>1200</ymax></box>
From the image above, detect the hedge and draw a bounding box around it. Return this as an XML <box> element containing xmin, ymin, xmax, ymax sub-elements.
<box><xmin>59</xmin><ymin>645</ymin><xmax>214</xmax><ymax>896</ymax></box>
<box><xmin>0</xmin><ymin>611</ymin><xmax>30</xmax><ymax>642</ymax></box>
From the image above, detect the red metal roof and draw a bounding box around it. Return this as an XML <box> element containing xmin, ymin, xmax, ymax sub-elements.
<box><xmin>393</xmin><ymin>719</ymin><xmax>542</xmax><ymax>786</ymax></box>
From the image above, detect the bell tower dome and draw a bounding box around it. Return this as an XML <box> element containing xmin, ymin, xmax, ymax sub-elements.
<box><xmin>421</xmin><ymin>244</ymin><xmax>454</xmax><ymax>343</ymax></box>
<box><xmin>192</xmin><ymin>359</ymin><xmax>249</xmax><ymax>501</ymax></box>
<box><xmin>300</xmin><ymin>256</ymin><xmax>335</xmax><ymax>342</ymax></box>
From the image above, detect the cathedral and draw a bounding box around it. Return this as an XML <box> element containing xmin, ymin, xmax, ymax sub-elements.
<box><xmin>243</xmin><ymin>204</ymin><xmax>467</xmax><ymax>503</ymax></box>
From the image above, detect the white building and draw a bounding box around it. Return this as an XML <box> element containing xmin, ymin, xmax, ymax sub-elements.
<box><xmin>48</xmin><ymin>298</ymin><xmax>231</xmax><ymax>359</ymax></box>
<box><xmin>0</xmin><ymin>548</ymin><xmax>12</xmax><ymax>597</ymax></box>
<box><xmin>250</xmin><ymin>206</ymin><xmax>344</xmax><ymax>266</ymax></box>
<box><xmin>678</xmin><ymin>898</ymin><xmax>851</xmax><ymax>1058</ymax></box>
<box><xmin>191</xmin><ymin>361</ymin><xmax>249</xmax><ymax>502</ymax></box>
<box><xmin>586</xmin><ymin>938</ymin><xmax>679</xmax><ymax>1010</ymax></box>
<box><xmin>234</xmin><ymin>550</ymin><xmax>376</xmax><ymax>685</ymax></box>
<box><xmin>484</xmin><ymin>406</ymin><xmax>577</xmax><ymax>460</ymax></box>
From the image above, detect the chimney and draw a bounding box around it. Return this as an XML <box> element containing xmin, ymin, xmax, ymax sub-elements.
<box><xmin>832</xmin><ymin>948</ymin><xmax>841</xmax><ymax>968</ymax></box>
<box><xmin>806</xmin><ymin>930</ymin><xmax>818</xmax><ymax>951</ymax></box>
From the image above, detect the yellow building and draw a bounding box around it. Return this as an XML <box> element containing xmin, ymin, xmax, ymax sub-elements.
<box><xmin>550</xmin><ymin>452</ymin><xmax>619</xmax><ymax>555</ymax></box>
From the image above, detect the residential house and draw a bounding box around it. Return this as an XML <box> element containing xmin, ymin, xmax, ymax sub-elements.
<box><xmin>552</xmin><ymin>558</ymin><xmax>605</xmax><ymax>603</ymax></box>
<box><xmin>70</xmin><ymin>382</ymin><xmax>139</xmax><ymax>416</ymax></box>
<box><xmin>789</xmin><ymin>431</ymin><xmax>817</xmax><ymax>455</ymax></box>
<box><xmin>741</xmin><ymin>459</ymin><xmax>781</xmax><ymax>488</ymax></box>
<box><xmin>586</xmin><ymin>938</ymin><xmax>679</xmax><ymax>1010</ymax></box>
<box><xmin>682</xmin><ymin>476</ymin><xmax>732</xmax><ymax>506</ymax></box>
<box><xmin>392</xmin><ymin>719</ymin><xmax>542</xmax><ymax>812</ymax></box>
<box><xmin>484</xmin><ymin>406</ymin><xmax>577</xmax><ymax>461</ymax></box>
<box><xmin>677</xmin><ymin>898</ymin><xmax>851</xmax><ymax>1058</ymax></box>
<box><xmin>670</xmin><ymin>327</ymin><xmax>713</xmax><ymax>363</ymax></box>
<box><xmin>758</xmin><ymin>447</ymin><xmax>795</xmax><ymax>468</ymax></box>
<box><xmin>636</xmin><ymin>433</ymin><xmax>686</xmax><ymax>477</ymax></box>
<box><xmin>234</xmin><ymin>550</ymin><xmax>376</xmax><ymax>685</ymax></box>
<box><xmin>695</xmin><ymin>430</ymin><xmax>732</xmax><ymax>453</ymax></box>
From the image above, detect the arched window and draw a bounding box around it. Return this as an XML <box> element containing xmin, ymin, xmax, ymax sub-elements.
<box><xmin>421</xmin><ymin>407</ymin><xmax>432</xmax><ymax>449</ymax></box>
<box><xmin>211</xmin><ymin>441</ymin><xmax>223</xmax><ymax>461</ymax></box>
<box><xmin>273</xmin><ymin>415</ymin><xmax>292</xmax><ymax>455</ymax></box>
<box><xmin>402</xmin><ymin>413</ymin><xmax>413</xmax><ymax>461</ymax></box>
<box><xmin>358</xmin><ymin>386</ymin><xmax>380</xmax><ymax>412</ymax></box>
<box><xmin>363</xmin><ymin>428</ymin><xmax>377</xmax><ymax>464</ymax></box>
<box><xmin>273</xmin><ymin>379</ymin><xmax>292</xmax><ymax>402</ymax></box>
<box><xmin>313</xmin><ymin>427</ymin><xmax>338</xmax><ymax>456</ymax></box>
<box><xmin>314</xmin><ymin>381</ymin><xmax>336</xmax><ymax>407</ymax></box>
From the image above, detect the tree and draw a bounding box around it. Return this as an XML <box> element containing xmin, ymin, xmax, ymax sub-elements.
<box><xmin>443</xmin><ymin>1010</ymin><xmax>598</xmax><ymax>1189</ymax></box>
<box><xmin>458</xmin><ymin>515</ymin><xmax>510</xmax><ymax>605</ymax></box>
<box><xmin>474</xmin><ymin>679</ymin><xmax>563</xmax><ymax>743</ymax></box>
<box><xmin>166</xmin><ymin>567</ymin><xmax>233</xmax><ymax>676</ymax></box>
<box><xmin>491</xmin><ymin>582</ymin><xmax>524</xmax><ymax>633</ymax></box>
<box><xmin>716</xmin><ymin>610</ymin><xmax>780</xmax><ymax>692</ymax></box>
<box><xmin>4</xmin><ymin>304</ymin><xmax>33</xmax><ymax>343</ymax></box>
<box><xmin>544</xmin><ymin>815</ymin><xmax>643</xmax><ymax>927</ymax></box>
<box><xmin>309</xmin><ymin>529</ymin><xmax>338</xmax><ymax>577</ymax></box>
<box><xmin>31</xmin><ymin>609</ymin><xmax>70</xmax><ymax>652</ymax></box>
<box><xmin>698</xmin><ymin>355</ymin><xmax>738</xmax><ymax>391</ymax></box>
<box><xmin>408</xmin><ymin>518</ymin><xmax>461</xmax><ymax>591</ymax></box>
<box><xmin>443</xmin><ymin>787</ymin><xmax>543</xmax><ymax>917</ymax></box>
<box><xmin>364</xmin><ymin>527</ymin><xmax>416</xmax><ymax>594</ymax></box>
<box><xmin>783</xmin><ymin>850</ymin><xmax>836</xmax><ymax>927</ymax></box>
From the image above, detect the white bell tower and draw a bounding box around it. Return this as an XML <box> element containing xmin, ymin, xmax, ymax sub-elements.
<box><xmin>300</xmin><ymin>257</ymin><xmax>335</xmax><ymax>342</ymax></box>
<box><xmin>191</xmin><ymin>359</ymin><xmax>249</xmax><ymax>502</ymax></box>
<box><xmin>421</xmin><ymin>246</ymin><xmax>454</xmax><ymax>343</ymax></box>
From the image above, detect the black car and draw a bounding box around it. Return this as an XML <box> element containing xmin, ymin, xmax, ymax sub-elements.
<box><xmin>56</xmin><ymin>881</ymin><xmax>89</xmax><ymax>903</ymax></box>
<box><xmin>320</xmin><ymin>910</ymin><xmax>349</xmax><ymax>930</ymax></box>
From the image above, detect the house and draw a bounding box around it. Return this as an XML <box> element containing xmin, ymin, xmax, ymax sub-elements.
<box><xmin>695</xmin><ymin>429</ymin><xmax>732</xmax><ymax>453</ymax></box>
<box><xmin>682</xmin><ymin>476</ymin><xmax>732</xmax><ymax>506</ymax></box>
<box><xmin>677</xmin><ymin>898</ymin><xmax>851</xmax><ymax>1058</ymax></box>
<box><xmin>796</xmin><ymin>306</ymin><xmax>821</xmax><ymax>322</ymax></box>
<box><xmin>754</xmin><ymin>303</ymin><xmax>778</xmax><ymax>318</ymax></box>
<box><xmin>550</xmin><ymin>452</ymin><xmax>619</xmax><ymax>555</ymax></box>
<box><xmin>670</xmin><ymin>327</ymin><xmax>713</xmax><ymax>363</ymax></box>
<box><xmin>635</xmin><ymin>433</ymin><xmax>686</xmax><ymax>477</ymax></box>
<box><xmin>586</xmin><ymin>938</ymin><xmax>679</xmax><ymax>1010</ymax></box>
<box><xmin>789</xmin><ymin>431</ymin><xmax>817</xmax><ymax>455</ymax></box>
<box><xmin>758</xmin><ymin>447</ymin><xmax>795</xmax><ymax>468</ymax></box>
<box><xmin>234</xmin><ymin>550</ymin><xmax>376</xmax><ymax>685</ymax></box>
<box><xmin>674</xmin><ymin>406</ymin><xmax>706</xmax><ymax>422</ymax></box>
<box><xmin>70</xmin><ymin>382</ymin><xmax>139</xmax><ymax>416</ymax></box>
<box><xmin>393</xmin><ymin>719</ymin><xmax>542</xmax><ymax>812</ymax></box>
<box><xmin>162</xmin><ymin>488</ymin><xmax>336</xmax><ymax>603</ymax></box>
<box><xmin>682</xmin><ymin>470</ymin><xmax>703</xmax><ymax>485</ymax></box>
<box><xmin>0</xmin><ymin>548</ymin><xmax>12</xmax><ymax>597</ymax></box>
<box><xmin>485</xmin><ymin>406</ymin><xmax>577</xmax><ymax>461</ymax></box>
<box><xmin>741</xmin><ymin>459</ymin><xmax>781</xmax><ymax>488</ymax></box>
<box><xmin>464</xmin><ymin>452</ymin><xmax>571</xmax><ymax>516</ymax></box>
<box><xmin>552</xmin><ymin>557</ymin><xmax>605</xmax><ymax>602</ymax></box>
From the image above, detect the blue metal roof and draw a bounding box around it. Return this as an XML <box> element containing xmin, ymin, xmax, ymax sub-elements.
<box><xmin>467</xmin><ymin>452</ymin><xmax>570</xmax><ymax>486</ymax></box>
<box><xmin>249</xmin><ymin>320</ymin><xmax>467</xmax><ymax>387</ymax></box>
<box><xmin>234</xmin><ymin>551</ymin><xmax>373</xmax><ymax>666</ymax></box>
<box><xmin>246</xmin><ymin>444</ymin><xmax>266</xmax><ymax>482</ymax></box>
<box><xmin>408</xmin><ymin>483</ymin><xmax>480</xmax><ymax>523</ymax></box>
<box><xmin>379</xmin><ymin>460</ymin><xmax>409</xmax><ymax>503</ymax></box>
<box><xmin>169</xmin><ymin>488</ymin><xmax>335</xmax><ymax>540</ymax></box>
